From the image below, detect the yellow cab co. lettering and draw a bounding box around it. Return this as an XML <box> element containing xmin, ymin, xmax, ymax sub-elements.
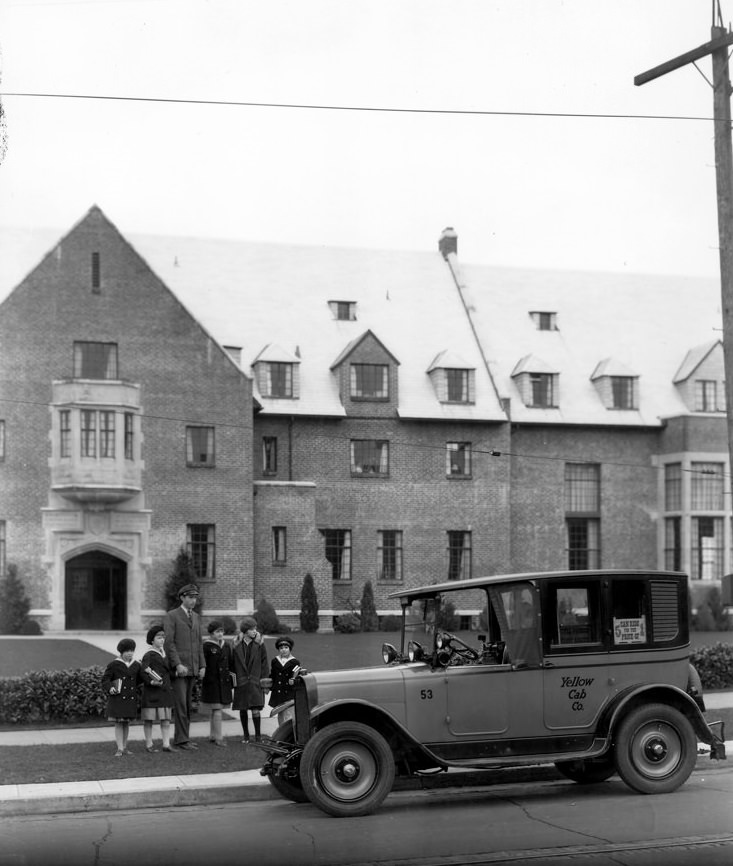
<box><xmin>561</xmin><ymin>675</ymin><xmax>594</xmax><ymax>711</ymax></box>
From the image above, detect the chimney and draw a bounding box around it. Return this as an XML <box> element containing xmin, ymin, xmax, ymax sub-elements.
<box><xmin>223</xmin><ymin>346</ymin><xmax>242</xmax><ymax>366</ymax></box>
<box><xmin>438</xmin><ymin>226</ymin><xmax>458</xmax><ymax>259</ymax></box>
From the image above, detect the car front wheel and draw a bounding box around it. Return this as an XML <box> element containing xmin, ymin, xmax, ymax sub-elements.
<box><xmin>300</xmin><ymin>721</ymin><xmax>395</xmax><ymax>817</ymax></box>
<box><xmin>614</xmin><ymin>703</ymin><xmax>697</xmax><ymax>794</ymax></box>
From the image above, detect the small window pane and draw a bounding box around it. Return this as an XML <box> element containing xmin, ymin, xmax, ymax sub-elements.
<box><xmin>565</xmin><ymin>463</ymin><xmax>600</xmax><ymax>513</ymax></box>
<box><xmin>447</xmin><ymin>530</ymin><xmax>471</xmax><ymax>580</ymax></box>
<box><xmin>73</xmin><ymin>342</ymin><xmax>118</xmax><ymax>379</ymax></box>
<box><xmin>186</xmin><ymin>427</ymin><xmax>215</xmax><ymax>467</ymax></box>
<box><xmin>664</xmin><ymin>463</ymin><xmax>681</xmax><ymax>511</ymax></box>
<box><xmin>350</xmin><ymin>364</ymin><xmax>388</xmax><ymax>398</ymax></box>
<box><xmin>378</xmin><ymin>530</ymin><xmax>403</xmax><ymax>581</ymax></box>
<box><xmin>187</xmin><ymin>524</ymin><xmax>215</xmax><ymax>580</ymax></box>
<box><xmin>691</xmin><ymin>462</ymin><xmax>724</xmax><ymax>510</ymax></box>
<box><xmin>272</xmin><ymin>527</ymin><xmax>287</xmax><ymax>563</ymax></box>
<box><xmin>81</xmin><ymin>410</ymin><xmax>96</xmax><ymax>457</ymax></box>
<box><xmin>446</xmin><ymin>369</ymin><xmax>468</xmax><ymax>402</ymax></box>
<box><xmin>100</xmin><ymin>411</ymin><xmax>115</xmax><ymax>458</ymax></box>
<box><xmin>351</xmin><ymin>440</ymin><xmax>389</xmax><ymax>475</ymax></box>
<box><xmin>322</xmin><ymin>529</ymin><xmax>351</xmax><ymax>580</ymax></box>
<box><xmin>263</xmin><ymin>436</ymin><xmax>278</xmax><ymax>474</ymax></box>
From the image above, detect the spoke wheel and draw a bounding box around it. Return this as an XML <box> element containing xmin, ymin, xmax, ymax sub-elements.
<box><xmin>614</xmin><ymin>703</ymin><xmax>697</xmax><ymax>794</ymax></box>
<box><xmin>301</xmin><ymin>721</ymin><xmax>395</xmax><ymax>817</ymax></box>
<box><xmin>265</xmin><ymin>721</ymin><xmax>308</xmax><ymax>803</ymax></box>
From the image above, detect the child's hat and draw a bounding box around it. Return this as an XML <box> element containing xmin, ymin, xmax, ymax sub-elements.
<box><xmin>117</xmin><ymin>638</ymin><xmax>136</xmax><ymax>653</ymax></box>
<box><xmin>146</xmin><ymin>624</ymin><xmax>165</xmax><ymax>645</ymax></box>
<box><xmin>276</xmin><ymin>636</ymin><xmax>294</xmax><ymax>650</ymax></box>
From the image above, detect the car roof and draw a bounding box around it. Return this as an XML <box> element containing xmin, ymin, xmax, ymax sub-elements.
<box><xmin>388</xmin><ymin>569</ymin><xmax>686</xmax><ymax>603</ymax></box>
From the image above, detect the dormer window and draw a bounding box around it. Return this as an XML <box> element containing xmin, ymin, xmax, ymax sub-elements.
<box><xmin>511</xmin><ymin>355</ymin><xmax>559</xmax><ymax>408</ymax></box>
<box><xmin>252</xmin><ymin>344</ymin><xmax>300</xmax><ymax>399</ymax></box>
<box><xmin>329</xmin><ymin>300</ymin><xmax>357</xmax><ymax>321</ymax></box>
<box><xmin>695</xmin><ymin>379</ymin><xmax>725</xmax><ymax>412</ymax></box>
<box><xmin>530</xmin><ymin>311</ymin><xmax>558</xmax><ymax>331</ymax></box>
<box><xmin>427</xmin><ymin>351</ymin><xmax>475</xmax><ymax>405</ymax></box>
<box><xmin>350</xmin><ymin>363</ymin><xmax>388</xmax><ymax>399</ymax></box>
<box><xmin>73</xmin><ymin>341</ymin><xmax>118</xmax><ymax>380</ymax></box>
<box><xmin>591</xmin><ymin>358</ymin><xmax>638</xmax><ymax>411</ymax></box>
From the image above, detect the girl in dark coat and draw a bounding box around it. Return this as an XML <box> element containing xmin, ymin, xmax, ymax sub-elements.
<box><xmin>102</xmin><ymin>638</ymin><xmax>142</xmax><ymax>757</ymax></box>
<box><xmin>201</xmin><ymin>620</ymin><xmax>233</xmax><ymax>746</ymax></box>
<box><xmin>140</xmin><ymin>624</ymin><xmax>175</xmax><ymax>752</ymax></box>
<box><xmin>268</xmin><ymin>636</ymin><xmax>301</xmax><ymax>721</ymax></box>
<box><xmin>230</xmin><ymin>617</ymin><xmax>269</xmax><ymax>742</ymax></box>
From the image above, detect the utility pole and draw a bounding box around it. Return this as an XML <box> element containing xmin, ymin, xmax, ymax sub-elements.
<box><xmin>636</xmin><ymin>20</ymin><xmax>733</xmax><ymax>498</ymax></box>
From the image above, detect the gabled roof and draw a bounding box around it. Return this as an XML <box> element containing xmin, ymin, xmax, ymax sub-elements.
<box><xmin>252</xmin><ymin>343</ymin><xmax>300</xmax><ymax>364</ymax></box>
<box><xmin>672</xmin><ymin>340</ymin><xmax>721</xmax><ymax>383</ymax></box>
<box><xmin>590</xmin><ymin>357</ymin><xmax>639</xmax><ymax>380</ymax></box>
<box><xmin>427</xmin><ymin>349</ymin><xmax>474</xmax><ymax>372</ymax></box>
<box><xmin>330</xmin><ymin>330</ymin><xmax>400</xmax><ymax>370</ymax></box>
<box><xmin>511</xmin><ymin>354</ymin><xmax>558</xmax><ymax>376</ymax></box>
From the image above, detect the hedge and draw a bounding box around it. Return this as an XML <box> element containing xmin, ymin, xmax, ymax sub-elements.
<box><xmin>0</xmin><ymin>666</ymin><xmax>107</xmax><ymax>724</ymax></box>
<box><xmin>689</xmin><ymin>642</ymin><xmax>733</xmax><ymax>691</ymax></box>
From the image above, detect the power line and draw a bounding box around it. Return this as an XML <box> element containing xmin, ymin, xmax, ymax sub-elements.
<box><xmin>1</xmin><ymin>394</ymin><xmax>729</xmax><ymax>480</ymax></box>
<box><xmin>0</xmin><ymin>91</ymin><xmax>720</xmax><ymax>123</ymax></box>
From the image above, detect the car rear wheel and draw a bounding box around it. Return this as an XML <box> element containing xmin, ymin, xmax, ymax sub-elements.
<box><xmin>554</xmin><ymin>755</ymin><xmax>616</xmax><ymax>784</ymax></box>
<box><xmin>265</xmin><ymin>720</ymin><xmax>309</xmax><ymax>803</ymax></box>
<box><xmin>614</xmin><ymin>703</ymin><xmax>697</xmax><ymax>794</ymax></box>
<box><xmin>301</xmin><ymin>721</ymin><xmax>395</xmax><ymax>817</ymax></box>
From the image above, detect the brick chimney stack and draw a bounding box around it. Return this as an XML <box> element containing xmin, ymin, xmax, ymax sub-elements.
<box><xmin>438</xmin><ymin>226</ymin><xmax>458</xmax><ymax>259</ymax></box>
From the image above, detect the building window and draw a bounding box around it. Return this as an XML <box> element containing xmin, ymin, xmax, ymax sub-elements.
<box><xmin>0</xmin><ymin>521</ymin><xmax>5</xmax><ymax>578</ymax></box>
<box><xmin>378</xmin><ymin>530</ymin><xmax>403</xmax><ymax>582</ymax></box>
<box><xmin>565</xmin><ymin>463</ymin><xmax>600</xmax><ymax>513</ymax></box>
<box><xmin>447</xmin><ymin>530</ymin><xmax>472</xmax><ymax>580</ymax></box>
<box><xmin>691</xmin><ymin>516</ymin><xmax>723</xmax><ymax>581</ymax></box>
<box><xmin>124</xmin><ymin>413</ymin><xmax>134</xmax><ymax>460</ymax></box>
<box><xmin>59</xmin><ymin>410</ymin><xmax>71</xmax><ymax>458</ymax></box>
<box><xmin>530</xmin><ymin>311</ymin><xmax>557</xmax><ymax>331</ymax></box>
<box><xmin>187</xmin><ymin>524</ymin><xmax>215</xmax><ymax>580</ymax></box>
<box><xmin>350</xmin><ymin>364</ymin><xmax>388</xmax><ymax>399</ymax></box>
<box><xmin>530</xmin><ymin>373</ymin><xmax>555</xmax><ymax>407</ymax></box>
<box><xmin>446</xmin><ymin>369</ymin><xmax>469</xmax><ymax>403</ymax></box>
<box><xmin>73</xmin><ymin>341</ymin><xmax>118</xmax><ymax>379</ymax></box>
<box><xmin>351</xmin><ymin>440</ymin><xmax>389</xmax><ymax>475</ymax></box>
<box><xmin>446</xmin><ymin>442</ymin><xmax>471</xmax><ymax>477</ymax></box>
<box><xmin>264</xmin><ymin>362</ymin><xmax>293</xmax><ymax>398</ymax></box>
<box><xmin>80</xmin><ymin>410</ymin><xmax>97</xmax><ymax>457</ymax></box>
<box><xmin>611</xmin><ymin>376</ymin><xmax>636</xmax><ymax>409</ymax></box>
<box><xmin>566</xmin><ymin>518</ymin><xmax>601</xmax><ymax>570</ymax></box>
<box><xmin>665</xmin><ymin>517</ymin><xmax>682</xmax><ymax>572</ymax></box>
<box><xmin>0</xmin><ymin>420</ymin><xmax>4</xmax><ymax>461</ymax></box>
<box><xmin>695</xmin><ymin>380</ymin><xmax>721</xmax><ymax>412</ymax></box>
<box><xmin>272</xmin><ymin>526</ymin><xmax>287</xmax><ymax>563</ymax></box>
<box><xmin>186</xmin><ymin>426</ymin><xmax>215</xmax><ymax>467</ymax></box>
<box><xmin>263</xmin><ymin>436</ymin><xmax>277</xmax><ymax>475</ymax></box>
<box><xmin>100</xmin><ymin>411</ymin><xmax>115</xmax><ymax>458</ymax></box>
<box><xmin>691</xmin><ymin>462</ymin><xmax>724</xmax><ymax>510</ymax></box>
<box><xmin>91</xmin><ymin>252</ymin><xmax>100</xmax><ymax>291</ymax></box>
<box><xmin>322</xmin><ymin>529</ymin><xmax>352</xmax><ymax>580</ymax></box>
<box><xmin>329</xmin><ymin>300</ymin><xmax>356</xmax><ymax>320</ymax></box>
<box><xmin>664</xmin><ymin>463</ymin><xmax>682</xmax><ymax>511</ymax></box>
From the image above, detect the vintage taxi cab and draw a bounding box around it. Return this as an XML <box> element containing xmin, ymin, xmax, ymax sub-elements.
<box><xmin>260</xmin><ymin>569</ymin><xmax>726</xmax><ymax>817</ymax></box>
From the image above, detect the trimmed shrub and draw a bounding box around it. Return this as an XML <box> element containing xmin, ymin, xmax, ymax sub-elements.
<box><xmin>219</xmin><ymin>615</ymin><xmax>238</xmax><ymax>635</ymax></box>
<box><xmin>255</xmin><ymin>597</ymin><xmax>282</xmax><ymax>634</ymax></box>
<box><xmin>360</xmin><ymin>580</ymin><xmax>379</xmax><ymax>632</ymax></box>
<box><xmin>334</xmin><ymin>612</ymin><xmax>361</xmax><ymax>634</ymax></box>
<box><xmin>0</xmin><ymin>666</ymin><xmax>107</xmax><ymax>724</ymax></box>
<box><xmin>300</xmin><ymin>573</ymin><xmax>319</xmax><ymax>633</ymax></box>
<box><xmin>163</xmin><ymin>549</ymin><xmax>203</xmax><ymax>614</ymax></box>
<box><xmin>0</xmin><ymin>564</ymin><xmax>32</xmax><ymax>635</ymax></box>
<box><xmin>19</xmin><ymin>619</ymin><xmax>43</xmax><ymax>635</ymax></box>
<box><xmin>690</xmin><ymin>642</ymin><xmax>733</xmax><ymax>690</ymax></box>
<box><xmin>380</xmin><ymin>614</ymin><xmax>402</xmax><ymax>631</ymax></box>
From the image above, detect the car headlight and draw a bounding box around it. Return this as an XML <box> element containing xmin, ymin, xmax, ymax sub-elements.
<box><xmin>382</xmin><ymin>642</ymin><xmax>398</xmax><ymax>664</ymax></box>
<box><xmin>436</xmin><ymin>632</ymin><xmax>446</xmax><ymax>650</ymax></box>
<box><xmin>408</xmin><ymin>640</ymin><xmax>424</xmax><ymax>662</ymax></box>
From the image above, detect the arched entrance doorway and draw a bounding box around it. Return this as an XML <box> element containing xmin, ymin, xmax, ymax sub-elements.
<box><xmin>65</xmin><ymin>551</ymin><xmax>127</xmax><ymax>630</ymax></box>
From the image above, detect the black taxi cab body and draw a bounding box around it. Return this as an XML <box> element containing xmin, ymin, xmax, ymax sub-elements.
<box><xmin>260</xmin><ymin>569</ymin><xmax>726</xmax><ymax>817</ymax></box>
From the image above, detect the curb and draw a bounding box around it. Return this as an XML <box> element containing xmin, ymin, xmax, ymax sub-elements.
<box><xmin>3</xmin><ymin>752</ymin><xmax>728</xmax><ymax>817</ymax></box>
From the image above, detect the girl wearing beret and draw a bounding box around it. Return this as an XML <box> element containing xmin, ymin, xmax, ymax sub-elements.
<box><xmin>268</xmin><ymin>636</ymin><xmax>301</xmax><ymax>723</ymax></box>
<box><xmin>230</xmin><ymin>617</ymin><xmax>269</xmax><ymax>743</ymax></box>
<box><xmin>102</xmin><ymin>638</ymin><xmax>142</xmax><ymax>757</ymax></box>
<box><xmin>140</xmin><ymin>625</ymin><xmax>175</xmax><ymax>752</ymax></box>
<box><xmin>201</xmin><ymin>621</ymin><xmax>233</xmax><ymax>746</ymax></box>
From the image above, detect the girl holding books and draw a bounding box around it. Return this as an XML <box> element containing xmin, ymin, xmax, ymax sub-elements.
<box><xmin>140</xmin><ymin>625</ymin><xmax>175</xmax><ymax>752</ymax></box>
<box><xmin>201</xmin><ymin>620</ymin><xmax>233</xmax><ymax>746</ymax></box>
<box><xmin>102</xmin><ymin>638</ymin><xmax>142</xmax><ymax>757</ymax></box>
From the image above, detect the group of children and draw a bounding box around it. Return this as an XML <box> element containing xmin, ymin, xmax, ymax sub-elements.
<box><xmin>102</xmin><ymin>620</ymin><xmax>301</xmax><ymax>755</ymax></box>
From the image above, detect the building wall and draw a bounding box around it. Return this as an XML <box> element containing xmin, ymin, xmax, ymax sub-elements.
<box><xmin>0</xmin><ymin>209</ymin><xmax>254</xmax><ymax>630</ymax></box>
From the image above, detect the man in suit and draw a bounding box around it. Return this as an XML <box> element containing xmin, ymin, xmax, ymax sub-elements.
<box><xmin>163</xmin><ymin>583</ymin><xmax>206</xmax><ymax>749</ymax></box>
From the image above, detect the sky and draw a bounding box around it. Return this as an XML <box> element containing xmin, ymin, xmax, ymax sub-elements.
<box><xmin>0</xmin><ymin>0</ymin><xmax>730</xmax><ymax>276</ymax></box>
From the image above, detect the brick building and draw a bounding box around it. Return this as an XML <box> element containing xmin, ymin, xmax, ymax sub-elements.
<box><xmin>0</xmin><ymin>208</ymin><xmax>728</xmax><ymax>632</ymax></box>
